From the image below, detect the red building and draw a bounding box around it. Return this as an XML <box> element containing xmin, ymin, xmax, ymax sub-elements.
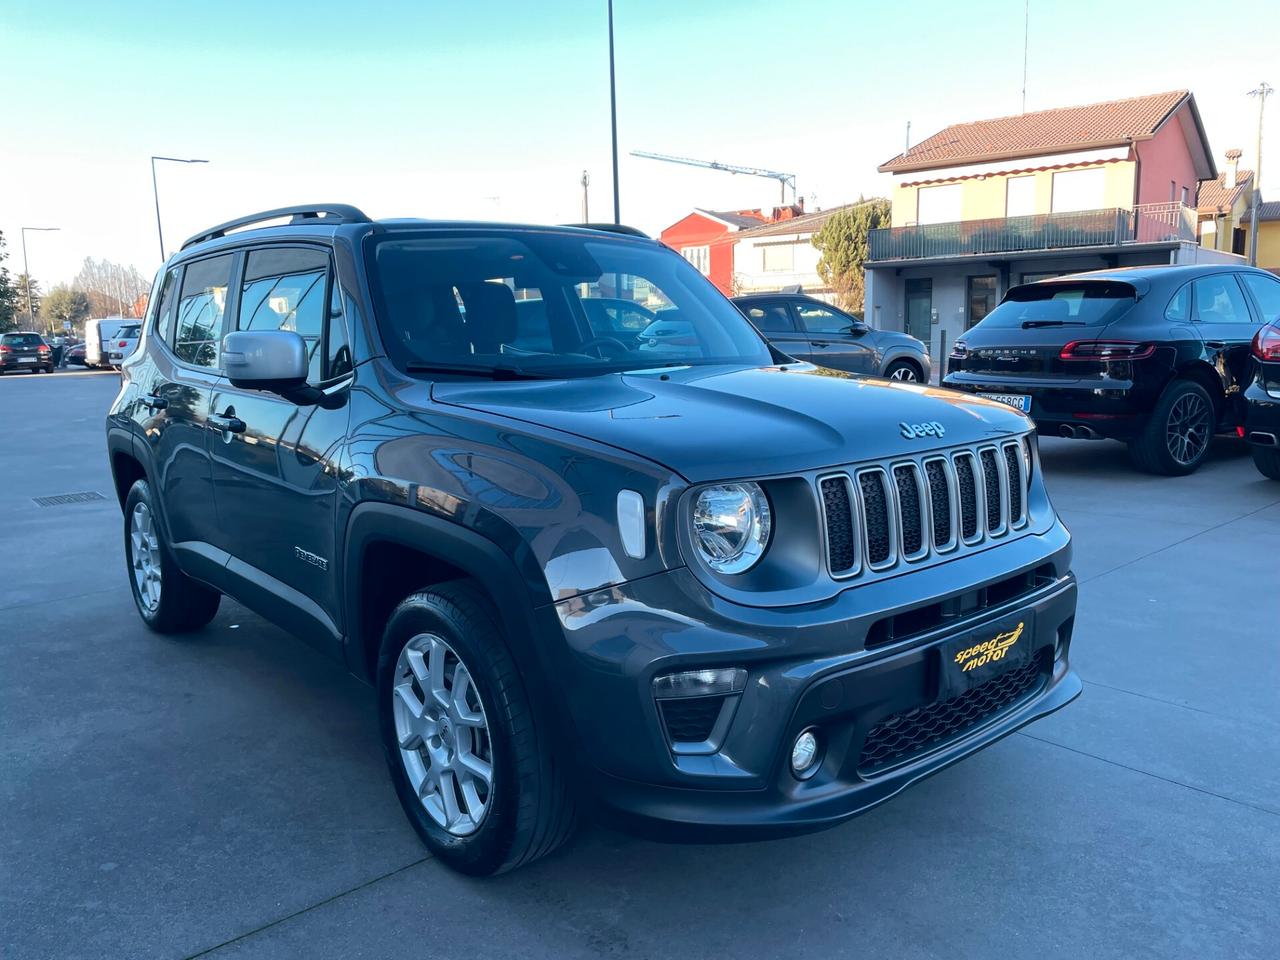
<box><xmin>659</xmin><ymin>209</ymin><xmax>764</xmax><ymax>294</ymax></box>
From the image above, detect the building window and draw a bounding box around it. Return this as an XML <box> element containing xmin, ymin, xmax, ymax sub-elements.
<box><xmin>967</xmin><ymin>275</ymin><xmax>998</xmax><ymax>329</ymax></box>
<box><xmin>1006</xmin><ymin>176</ymin><xmax>1036</xmax><ymax>218</ymax></box>
<box><xmin>681</xmin><ymin>245</ymin><xmax>710</xmax><ymax>276</ymax></box>
<box><xmin>762</xmin><ymin>243</ymin><xmax>795</xmax><ymax>272</ymax></box>
<box><xmin>1170</xmin><ymin>180</ymin><xmax>1177</xmax><ymax>202</ymax></box>
<box><xmin>916</xmin><ymin>183</ymin><xmax>963</xmax><ymax>225</ymax></box>
<box><xmin>1051</xmin><ymin>167</ymin><xmax>1106</xmax><ymax>213</ymax></box>
<box><xmin>1181</xmin><ymin>186</ymin><xmax>1189</xmax><ymax>206</ymax></box>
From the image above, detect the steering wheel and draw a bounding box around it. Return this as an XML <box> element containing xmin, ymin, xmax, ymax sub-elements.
<box><xmin>578</xmin><ymin>335</ymin><xmax>630</xmax><ymax>358</ymax></box>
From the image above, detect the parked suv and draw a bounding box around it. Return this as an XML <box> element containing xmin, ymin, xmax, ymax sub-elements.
<box><xmin>734</xmin><ymin>293</ymin><xmax>931</xmax><ymax>381</ymax></box>
<box><xmin>945</xmin><ymin>265</ymin><xmax>1280</xmax><ymax>475</ymax></box>
<box><xmin>107</xmin><ymin>205</ymin><xmax>1080</xmax><ymax>875</ymax></box>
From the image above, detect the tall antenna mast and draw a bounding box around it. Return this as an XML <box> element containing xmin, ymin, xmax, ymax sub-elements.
<box><xmin>1021</xmin><ymin>0</ymin><xmax>1030</xmax><ymax>113</ymax></box>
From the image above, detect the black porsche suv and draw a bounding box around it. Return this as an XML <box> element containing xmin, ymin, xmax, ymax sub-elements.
<box><xmin>944</xmin><ymin>265</ymin><xmax>1280</xmax><ymax>475</ymax></box>
<box><xmin>106</xmin><ymin>205</ymin><xmax>1079</xmax><ymax>874</ymax></box>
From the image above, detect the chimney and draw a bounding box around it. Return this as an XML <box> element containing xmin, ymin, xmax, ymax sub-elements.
<box><xmin>797</xmin><ymin>196</ymin><xmax>805</xmax><ymax>213</ymax></box>
<box><xmin>1225</xmin><ymin>148</ymin><xmax>1242</xmax><ymax>189</ymax></box>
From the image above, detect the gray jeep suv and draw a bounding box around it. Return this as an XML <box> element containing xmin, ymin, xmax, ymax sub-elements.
<box><xmin>106</xmin><ymin>205</ymin><xmax>1080</xmax><ymax>875</ymax></box>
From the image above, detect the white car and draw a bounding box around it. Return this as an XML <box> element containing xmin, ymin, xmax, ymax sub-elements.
<box><xmin>107</xmin><ymin>322</ymin><xmax>142</xmax><ymax>368</ymax></box>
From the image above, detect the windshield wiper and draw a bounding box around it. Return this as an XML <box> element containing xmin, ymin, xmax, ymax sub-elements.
<box><xmin>405</xmin><ymin>361</ymin><xmax>546</xmax><ymax>380</ymax></box>
<box><xmin>1021</xmin><ymin>320</ymin><xmax>1087</xmax><ymax>328</ymax></box>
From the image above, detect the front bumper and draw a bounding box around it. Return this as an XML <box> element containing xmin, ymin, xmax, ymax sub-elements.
<box><xmin>553</xmin><ymin>522</ymin><xmax>1079</xmax><ymax>839</ymax></box>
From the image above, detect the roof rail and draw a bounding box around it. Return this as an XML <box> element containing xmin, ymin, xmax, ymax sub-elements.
<box><xmin>181</xmin><ymin>204</ymin><xmax>372</xmax><ymax>250</ymax></box>
<box><xmin>562</xmin><ymin>222</ymin><xmax>651</xmax><ymax>239</ymax></box>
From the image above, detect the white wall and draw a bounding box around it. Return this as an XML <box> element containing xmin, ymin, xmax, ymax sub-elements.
<box><xmin>734</xmin><ymin>232</ymin><xmax>828</xmax><ymax>296</ymax></box>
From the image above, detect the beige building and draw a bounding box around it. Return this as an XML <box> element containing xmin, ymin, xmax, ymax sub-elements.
<box><xmin>1197</xmin><ymin>149</ymin><xmax>1254</xmax><ymax>256</ymax></box>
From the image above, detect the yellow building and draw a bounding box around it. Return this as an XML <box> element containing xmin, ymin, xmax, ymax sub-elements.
<box><xmin>1196</xmin><ymin>149</ymin><xmax>1254</xmax><ymax>256</ymax></box>
<box><xmin>1246</xmin><ymin>201</ymin><xmax>1280</xmax><ymax>274</ymax></box>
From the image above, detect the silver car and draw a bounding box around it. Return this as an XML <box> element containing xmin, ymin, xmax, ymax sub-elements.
<box><xmin>107</xmin><ymin>322</ymin><xmax>142</xmax><ymax>369</ymax></box>
<box><xmin>734</xmin><ymin>293</ymin><xmax>931</xmax><ymax>382</ymax></box>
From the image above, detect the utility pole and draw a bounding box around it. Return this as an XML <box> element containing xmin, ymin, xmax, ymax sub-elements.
<box><xmin>20</xmin><ymin>226</ymin><xmax>60</xmax><ymax>328</ymax></box>
<box><xmin>580</xmin><ymin>170</ymin><xmax>590</xmax><ymax>222</ymax></box>
<box><xmin>151</xmin><ymin>156</ymin><xmax>209</xmax><ymax>261</ymax></box>
<box><xmin>1247</xmin><ymin>81</ymin><xmax>1272</xmax><ymax>267</ymax></box>
<box><xmin>608</xmin><ymin>0</ymin><xmax>621</xmax><ymax>224</ymax></box>
<box><xmin>905</xmin><ymin>121</ymin><xmax>911</xmax><ymax>155</ymax></box>
<box><xmin>1020</xmin><ymin>0</ymin><xmax>1030</xmax><ymax>113</ymax></box>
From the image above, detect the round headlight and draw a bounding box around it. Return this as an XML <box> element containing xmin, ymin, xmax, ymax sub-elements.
<box><xmin>692</xmin><ymin>482</ymin><xmax>772</xmax><ymax>574</ymax></box>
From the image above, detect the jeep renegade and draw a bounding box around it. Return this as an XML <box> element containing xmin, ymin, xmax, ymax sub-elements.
<box><xmin>107</xmin><ymin>205</ymin><xmax>1081</xmax><ymax>875</ymax></box>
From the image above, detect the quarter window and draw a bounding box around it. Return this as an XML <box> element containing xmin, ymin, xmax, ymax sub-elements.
<box><xmin>1241</xmin><ymin>273</ymin><xmax>1280</xmax><ymax>324</ymax></box>
<box><xmin>174</xmin><ymin>254</ymin><xmax>233</xmax><ymax>368</ymax></box>
<box><xmin>1192</xmin><ymin>275</ymin><xmax>1250</xmax><ymax>325</ymax></box>
<box><xmin>1165</xmin><ymin>283</ymin><xmax>1191</xmax><ymax>322</ymax></box>
<box><xmin>151</xmin><ymin>268</ymin><xmax>180</xmax><ymax>344</ymax></box>
<box><xmin>326</xmin><ymin>282</ymin><xmax>353</xmax><ymax>379</ymax></box>
<box><xmin>239</xmin><ymin>248</ymin><xmax>329</xmax><ymax>382</ymax></box>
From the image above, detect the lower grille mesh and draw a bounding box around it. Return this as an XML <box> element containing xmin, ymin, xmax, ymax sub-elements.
<box><xmin>859</xmin><ymin>653</ymin><xmax>1045</xmax><ymax>774</ymax></box>
<box><xmin>659</xmin><ymin>696</ymin><xmax>725</xmax><ymax>744</ymax></box>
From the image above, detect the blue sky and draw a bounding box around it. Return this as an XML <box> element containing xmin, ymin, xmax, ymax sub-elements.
<box><xmin>1</xmin><ymin>0</ymin><xmax>1276</xmax><ymax>286</ymax></box>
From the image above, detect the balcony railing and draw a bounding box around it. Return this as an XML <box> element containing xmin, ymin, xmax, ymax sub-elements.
<box><xmin>868</xmin><ymin>204</ymin><xmax>1197</xmax><ymax>262</ymax></box>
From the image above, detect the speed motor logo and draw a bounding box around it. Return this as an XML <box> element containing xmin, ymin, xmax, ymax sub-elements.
<box><xmin>954</xmin><ymin>622</ymin><xmax>1024</xmax><ymax>672</ymax></box>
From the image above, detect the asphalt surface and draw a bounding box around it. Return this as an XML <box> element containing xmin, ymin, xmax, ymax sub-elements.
<box><xmin>2</xmin><ymin>369</ymin><xmax>1278</xmax><ymax>959</ymax></box>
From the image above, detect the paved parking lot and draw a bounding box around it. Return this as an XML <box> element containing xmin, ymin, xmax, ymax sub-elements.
<box><xmin>3</xmin><ymin>371</ymin><xmax>1278</xmax><ymax>959</ymax></box>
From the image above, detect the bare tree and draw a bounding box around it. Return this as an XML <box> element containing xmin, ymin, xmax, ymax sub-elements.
<box><xmin>73</xmin><ymin>257</ymin><xmax>151</xmax><ymax>317</ymax></box>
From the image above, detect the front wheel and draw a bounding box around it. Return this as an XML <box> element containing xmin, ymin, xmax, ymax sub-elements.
<box><xmin>884</xmin><ymin>359</ymin><xmax>922</xmax><ymax>382</ymax></box>
<box><xmin>1253</xmin><ymin>445</ymin><xmax>1280</xmax><ymax>480</ymax></box>
<box><xmin>377</xmin><ymin>582</ymin><xmax>576</xmax><ymax>875</ymax></box>
<box><xmin>1128</xmin><ymin>380</ymin><xmax>1216</xmax><ymax>476</ymax></box>
<box><xmin>123</xmin><ymin>479</ymin><xmax>221</xmax><ymax>633</ymax></box>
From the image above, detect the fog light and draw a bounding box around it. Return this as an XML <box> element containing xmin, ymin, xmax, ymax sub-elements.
<box><xmin>791</xmin><ymin>729</ymin><xmax>820</xmax><ymax>778</ymax></box>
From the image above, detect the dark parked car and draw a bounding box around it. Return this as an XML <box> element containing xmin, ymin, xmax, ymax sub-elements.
<box><xmin>1245</xmin><ymin>318</ymin><xmax>1280</xmax><ymax>480</ymax></box>
<box><xmin>0</xmin><ymin>332</ymin><xmax>54</xmax><ymax>374</ymax></box>
<box><xmin>945</xmin><ymin>265</ymin><xmax>1280</xmax><ymax>475</ymax></box>
<box><xmin>107</xmin><ymin>205</ymin><xmax>1079</xmax><ymax>875</ymax></box>
<box><xmin>734</xmin><ymin>293</ymin><xmax>931</xmax><ymax>382</ymax></box>
<box><xmin>64</xmin><ymin>341</ymin><xmax>88</xmax><ymax>366</ymax></box>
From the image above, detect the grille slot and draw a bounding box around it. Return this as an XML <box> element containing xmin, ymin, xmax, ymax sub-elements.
<box><xmin>816</xmin><ymin>436</ymin><xmax>1032</xmax><ymax>580</ymax></box>
<box><xmin>858</xmin><ymin>470</ymin><xmax>894</xmax><ymax>567</ymax></box>
<box><xmin>893</xmin><ymin>464</ymin><xmax>925</xmax><ymax>559</ymax></box>
<box><xmin>1003</xmin><ymin>442</ymin><xmax>1024</xmax><ymax>525</ymax></box>
<box><xmin>955</xmin><ymin>454</ymin><xmax>979</xmax><ymax>541</ymax></box>
<box><xmin>859</xmin><ymin>651</ymin><xmax>1047</xmax><ymax>775</ymax></box>
<box><xmin>820</xmin><ymin>476</ymin><xmax>859</xmax><ymax>575</ymax></box>
<box><xmin>979</xmin><ymin>447</ymin><xmax>1003</xmax><ymax>533</ymax></box>
<box><xmin>924</xmin><ymin>458</ymin><xmax>953</xmax><ymax>550</ymax></box>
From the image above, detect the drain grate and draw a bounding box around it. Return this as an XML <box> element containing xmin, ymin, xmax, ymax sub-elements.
<box><xmin>33</xmin><ymin>491</ymin><xmax>107</xmax><ymax>507</ymax></box>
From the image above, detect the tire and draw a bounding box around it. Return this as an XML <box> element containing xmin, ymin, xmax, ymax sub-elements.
<box><xmin>123</xmin><ymin>479</ymin><xmax>221</xmax><ymax>633</ymax></box>
<box><xmin>1128</xmin><ymin>379</ymin><xmax>1216</xmax><ymax>476</ymax></box>
<box><xmin>1253</xmin><ymin>445</ymin><xmax>1280</xmax><ymax>481</ymax></box>
<box><xmin>377</xmin><ymin>581</ymin><xmax>576</xmax><ymax>875</ymax></box>
<box><xmin>884</xmin><ymin>359</ymin><xmax>923</xmax><ymax>383</ymax></box>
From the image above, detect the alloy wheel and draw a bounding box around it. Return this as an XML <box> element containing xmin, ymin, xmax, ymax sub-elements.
<box><xmin>129</xmin><ymin>502</ymin><xmax>162</xmax><ymax>612</ymax></box>
<box><xmin>1165</xmin><ymin>392</ymin><xmax>1211</xmax><ymax>465</ymax></box>
<box><xmin>392</xmin><ymin>633</ymin><xmax>494</xmax><ymax>836</ymax></box>
<box><xmin>890</xmin><ymin>365</ymin><xmax>919</xmax><ymax>382</ymax></box>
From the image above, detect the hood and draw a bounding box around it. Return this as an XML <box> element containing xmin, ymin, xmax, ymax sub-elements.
<box><xmin>432</xmin><ymin>364</ymin><xmax>1032</xmax><ymax>482</ymax></box>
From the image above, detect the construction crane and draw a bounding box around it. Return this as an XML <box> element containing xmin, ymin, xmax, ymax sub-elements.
<box><xmin>631</xmin><ymin>150</ymin><xmax>797</xmax><ymax>203</ymax></box>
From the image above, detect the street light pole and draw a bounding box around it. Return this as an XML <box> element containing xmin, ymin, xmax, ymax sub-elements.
<box><xmin>608</xmin><ymin>0</ymin><xmax>620</xmax><ymax>224</ymax></box>
<box><xmin>581</xmin><ymin>170</ymin><xmax>590</xmax><ymax>222</ymax></box>
<box><xmin>20</xmin><ymin>226</ymin><xmax>60</xmax><ymax>328</ymax></box>
<box><xmin>1247</xmin><ymin>82</ymin><xmax>1272</xmax><ymax>268</ymax></box>
<box><xmin>150</xmin><ymin>155</ymin><xmax>210</xmax><ymax>262</ymax></box>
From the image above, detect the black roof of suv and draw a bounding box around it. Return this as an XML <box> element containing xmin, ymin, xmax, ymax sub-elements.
<box><xmin>107</xmin><ymin>204</ymin><xmax>1080</xmax><ymax>874</ymax></box>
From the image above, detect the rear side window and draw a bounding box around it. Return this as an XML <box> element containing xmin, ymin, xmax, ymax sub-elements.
<box><xmin>744</xmin><ymin>302</ymin><xmax>795</xmax><ymax>332</ymax></box>
<box><xmin>977</xmin><ymin>281</ymin><xmax>1136</xmax><ymax>329</ymax></box>
<box><xmin>1242</xmin><ymin>273</ymin><xmax>1280</xmax><ymax>324</ymax></box>
<box><xmin>1192</xmin><ymin>275</ymin><xmax>1250</xmax><ymax>325</ymax></box>
<box><xmin>239</xmin><ymin>248</ymin><xmax>329</xmax><ymax>382</ymax></box>
<box><xmin>174</xmin><ymin>254</ymin><xmax>233</xmax><ymax>368</ymax></box>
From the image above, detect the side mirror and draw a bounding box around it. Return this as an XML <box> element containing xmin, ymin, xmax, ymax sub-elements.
<box><xmin>222</xmin><ymin>330</ymin><xmax>312</xmax><ymax>400</ymax></box>
<box><xmin>848</xmin><ymin>321</ymin><xmax>869</xmax><ymax>335</ymax></box>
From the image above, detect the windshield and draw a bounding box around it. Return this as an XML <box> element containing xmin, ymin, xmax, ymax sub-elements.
<box><xmin>977</xmin><ymin>281</ymin><xmax>1136</xmax><ymax>329</ymax></box>
<box><xmin>365</xmin><ymin>230</ymin><xmax>772</xmax><ymax>378</ymax></box>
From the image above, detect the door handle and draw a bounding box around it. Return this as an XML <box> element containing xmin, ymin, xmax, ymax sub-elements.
<box><xmin>1205</xmin><ymin>340</ymin><xmax>1227</xmax><ymax>349</ymax></box>
<box><xmin>209</xmin><ymin>413</ymin><xmax>246</xmax><ymax>434</ymax></box>
<box><xmin>141</xmin><ymin>394</ymin><xmax>167</xmax><ymax>411</ymax></box>
<box><xmin>811</xmin><ymin>341</ymin><xmax>829</xmax><ymax>348</ymax></box>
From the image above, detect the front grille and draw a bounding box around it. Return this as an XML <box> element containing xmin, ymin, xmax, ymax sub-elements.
<box><xmin>820</xmin><ymin>438</ymin><xmax>1030</xmax><ymax>578</ymax></box>
<box><xmin>659</xmin><ymin>696</ymin><xmax>725</xmax><ymax>744</ymax></box>
<box><xmin>859</xmin><ymin>652</ymin><xmax>1046</xmax><ymax>774</ymax></box>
